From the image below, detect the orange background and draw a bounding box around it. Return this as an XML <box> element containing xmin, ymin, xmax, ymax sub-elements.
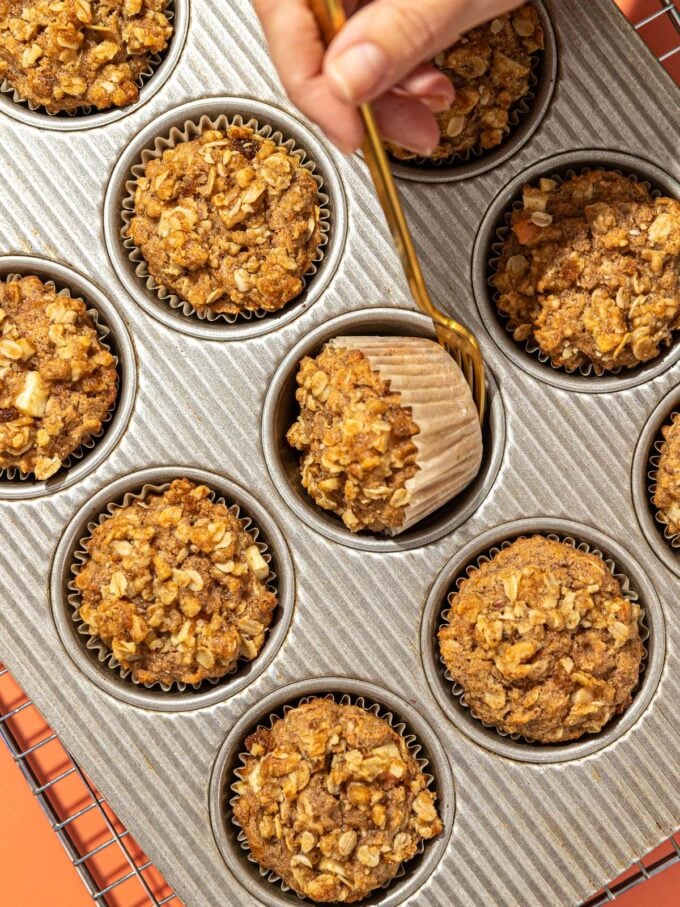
<box><xmin>1</xmin><ymin>1</ymin><xmax>679</xmax><ymax>905</ymax></box>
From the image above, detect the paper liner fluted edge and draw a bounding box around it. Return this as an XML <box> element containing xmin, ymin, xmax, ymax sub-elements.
<box><xmin>648</xmin><ymin>410</ymin><xmax>680</xmax><ymax>551</ymax></box>
<box><xmin>437</xmin><ymin>533</ymin><xmax>650</xmax><ymax>745</ymax></box>
<box><xmin>228</xmin><ymin>692</ymin><xmax>438</xmax><ymax>901</ymax></box>
<box><xmin>120</xmin><ymin>113</ymin><xmax>331</xmax><ymax>325</ymax></box>
<box><xmin>67</xmin><ymin>480</ymin><xmax>278</xmax><ymax>694</ymax></box>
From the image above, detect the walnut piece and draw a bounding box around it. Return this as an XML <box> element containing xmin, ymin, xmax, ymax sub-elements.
<box><xmin>0</xmin><ymin>0</ymin><xmax>173</xmax><ymax>113</ymax></box>
<box><xmin>0</xmin><ymin>276</ymin><xmax>117</xmax><ymax>479</ymax></box>
<box><xmin>127</xmin><ymin>126</ymin><xmax>323</xmax><ymax>316</ymax></box>
<box><xmin>75</xmin><ymin>479</ymin><xmax>278</xmax><ymax>686</ymax></box>
<box><xmin>233</xmin><ymin>699</ymin><xmax>443</xmax><ymax>903</ymax></box>
<box><xmin>286</xmin><ymin>344</ymin><xmax>420</xmax><ymax>534</ymax></box>
<box><xmin>493</xmin><ymin>170</ymin><xmax>680</xmax><ymax>372</ymax></box>
<box><xmin>653</xmin><ymin>413</ymin><xmax>680</xmax><ymax>538</ymax></box>
<box><xmin>438</xmin><ymin>536</ymin><xmax>643</xmax><ymax>743</ymax></box>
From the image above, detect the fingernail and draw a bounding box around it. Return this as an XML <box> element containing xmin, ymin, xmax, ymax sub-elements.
<box><xmin>423</xmin><ymin>93</ymin><xmax>454</xmax><ymax>113</ymax></box>
<box><xmin>326</xmin><ymin>42</ymin><xmax>389</xmax><ymax>103</ymax></box>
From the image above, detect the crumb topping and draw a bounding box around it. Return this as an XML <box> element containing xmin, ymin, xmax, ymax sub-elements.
<box><xmin>0</xmin><ymin>276</ymin><xmax>117</xmax><ymax>480</ymax></box>
<box><xmin>233</xmin><ymin>699</ymin><xmax>443</xmax><ymax>903</ymax></box>
<box><xmin>0</xmin><ymin>0</ymin><xmax>173</xmax><ymax>114</ymax></box>
<box><xmin>127</xmin><ymin>126</ymin><xmax>323</xmax><ymax>316</ymax></box>
<box><xmin>438</xmin><ymin>536</ymin><xmax>643</xmax><ymax>743</ymax></box>
<box><xmin>493</xmin><ymin>170</ymin><xmax>680</xmax><ymax>372</ymax></box>
<box><xmin>653</xmin><ymin>413</ymin><xmax>680</xmax><ymax>538</ymax></box>
<box><xmin>75</xmin><ymin>478</ymin><xmax>278</xmax><ymax>686</ymax></box>
<box><xmin>286</xmin><ymin>345</ymin><xmax>420</xmax><ymax>534</ymax></box>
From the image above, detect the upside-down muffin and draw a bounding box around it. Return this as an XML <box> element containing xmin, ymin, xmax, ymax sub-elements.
<box><xmin>438</xmin><ymin>536</ymin><xmax>643</xmax><ymax>743</ymax></box>
<box><xmin>75</xmin><ymin>478</ymin><xmax>278</xmax><ymax>686</ymax></box>
<box><xmin>127</xmin><ymin>126</ymin><xmax>323</xmax><ymax>316</ymax></box>
<box><xmin>493</xmin><ymin>170</ymin><xmax>680</xmax><ymax>372</ymax></box>
<box><xmin>232</xmin><ymin>698</ymin><xmax>443</xmax><ymax>903</ymax></box>
<box><xmin>653</xmin><ymin>413</ymin><xmax>680</xmax><ymax>539</ymax></box>
<box><xmin>286</xmin><ymin>336</ymin><xmax>482</xmax><ymax>535</ymax></box>
<box><xmin>0</xmin><ymin>276</ymin><xmax>117</xmax><ymax>480</ymax></box>
<box><xmin>389</xmin><ymin>3</ymin><xmax>543</xmax><ymax>161</ymax></box>
<box><xmin>0</xmin><ymin>0</ymin><xmax>173</xmax><ymax>114</ymax></box>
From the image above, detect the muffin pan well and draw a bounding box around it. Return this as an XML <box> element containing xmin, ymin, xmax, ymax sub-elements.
<box><xmin>1</xmin><ymin>2</ymin><xmax>679</xmax><ymax>907</ymax></box>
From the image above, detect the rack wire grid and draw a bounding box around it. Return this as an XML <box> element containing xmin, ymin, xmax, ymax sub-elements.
<box><xmin>0</xmin><ymin>2</ymin><xmax>679</xmax><ymax>906</ymax></box>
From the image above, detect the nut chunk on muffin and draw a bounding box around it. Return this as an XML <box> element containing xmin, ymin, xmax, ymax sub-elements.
<box><xmin>287</xmin><ymin>336</ymin><xmax>483</xmax><ymax>535</ymax></box>
<box><xmin>233</xmin><ymin>699</ymin><xmax>443</xmax><ymax>903</ymax></box>
<box><xmin>127</xmin><ymin>126</ymin><xmax>323</xmax><ymax>316</ymax></box>
<box><xmin>0</xmin><ymin>276</ymin><xmax>117</xmax><ymax>480</ymax></box>
<box><xmin>438</xmin><ymin>536</ymin><xmax>643</xmax><ymax>743</ymax></box>
<box><xmin>0</xmin><ymin>1</ymin><xmax>173</xmax><ymax>114</ymax></box>
<box><xmin>653</xmin><ymin>413</ymin><xmax>680</xmax><ymax>539</ymax></box>
<box><xmin>494</xmin><ymin>170</ymin><xmax>680</xmax><ymax>372</ymax></box>
<box><xmin>75</xmin><ymin>479</ymin><xmax>278</xmax><ymax>686</ymax></box>
<box><xmin>389</xmin><ymin>3</ymin><xmax>543</xmax><ymax>161</ymax></box>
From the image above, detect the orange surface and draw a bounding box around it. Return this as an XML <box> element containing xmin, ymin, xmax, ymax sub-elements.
<box><xmin>1</xmin><ymin>2</ymin><xmax>679</xmax><ymax>906</ymax></box>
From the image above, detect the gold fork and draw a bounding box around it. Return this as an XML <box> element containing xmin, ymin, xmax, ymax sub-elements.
<box><xmin>309</xmin><ymin>0</ymin><xmax>486</xmax><ymax>422</ymax></box>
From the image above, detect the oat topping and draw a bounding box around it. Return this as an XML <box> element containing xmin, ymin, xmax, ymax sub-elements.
<box><xmin>389</xmin><ymin>3</ymin><xmax>543</xmax><ymax>161</ymax></box>
<box><xmin>127</xmin><ymin>126</ymin><xmax>323</xmax><ymax>316</ymax></box>
<box><xmin>74</xmin><ymin>479</ymin><xmax>278</xmax><ymax>686</ymax></box>
<box><xmin>0</xmin><ymin>0</ymin><xmax>173</xmax><ymax>114</ymax></box>
<box><xmin>438</xmin><ymin>536</ymin><xmax>643</xmax><ymax>743</ymax></box>
<box><xmin>286</xmin><ymin>344</ymin><xmax>420</xmax><ymax>534</ymax></box>
<box><xmin>233</xmin><ymin>699</ymin><xmax>443</xmax><ymax>903</ymax></box>
<box><xmin>493</xmin><ymin>170</ymin><xmax>680</xmax><ymax>372</ymax></box>
<box><xmin>0</xmin><ymin>276</ymin><xmax>117</xmax><ymax>480</ymax></box>
<box><xmin>653</xmin><ymin>413</ymin><xmax>680</xmax><ymax>538</ymax></box>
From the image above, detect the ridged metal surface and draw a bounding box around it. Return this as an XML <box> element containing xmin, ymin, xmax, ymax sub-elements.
<box><xmin>0</xmin><ymin>2</ymin><xmax>678</xmax><ymax>906</ymax></box>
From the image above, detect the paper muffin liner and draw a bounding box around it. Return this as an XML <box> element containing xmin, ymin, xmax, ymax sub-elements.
<box><xmin>329</xmin><ymin>336</ymin><xmax>483</xmax><ymax>535</ymax></box>
<box><xmin>120</xmin><ymin>113</ymin><xmax>331</xmax><ymax>325</ymax></box>
<box><xmin>489</xmin><ymin>166</ymin><xmax>668</xmax><ymax>377</ymax></box>
<box><xmin>437</xmin><ymin>533</ymin><xmax>650</xmax><ymax>745</ymax></box>
<box><xmin>228</xmin><ymin>691</ymin><xmax>438</xmax><ymax>900</ymax></box>
<box><xmin>0</xmin><ymin>274</ymin><xmax>119</xmax><ymax>483</ymax></box>
<box><xmin>67</xmin><ymin>480</ymin><xmax>278</xmax><ymax>693</ymax></box>
<box><xmin>648</xmin><ymin>411</ymin><xmax>680</xmax><ymax>550</ymax></box>
<box><xmin>0</xmin><ymin>1</ymin><xmax>176</xmax><ymax>119</ymax></box>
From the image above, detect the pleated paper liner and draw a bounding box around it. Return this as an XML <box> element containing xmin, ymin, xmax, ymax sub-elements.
<box><xmin>120</xmin><ymin>112</ymin><xmax>331</xmax><ymax>325</ymax></box>
<box><xmin>488</xmin><ymin>166</ymin><xmax>673</xmax><ymax>378</ymax></box>
<box><xmin>229</xmin><ymin>692</ymin><xmax>439</xmax><ymax>902</ymax></box>
<box><xmin>0</xmin><ymin>0</ymin><xmax>176</xmax><ymax>119</ymax></box>
<box><xmin>0</xmin><ymin>274</ymin><xmax>119</xmax><ymax>483</ymax></box>
<box><xmin>67</xmin><ymin>480</ymin><xmax>278</xmax><ymax>694</ymax></box>
<box><xmin>437</xmin><ymin>533</ymin><xmax>650</xmax><ymax>746</ymax></box>
<box><xmin>648</xmin><ymin>411</ymin><xmax>680</xmax><ymax>551</ymax></box>
<box><xmin>329</xmin><ymin>336</ymin><xmax>483</xmax><ymax>535</ymax></box>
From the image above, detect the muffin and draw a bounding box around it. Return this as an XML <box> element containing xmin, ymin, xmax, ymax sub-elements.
<box><xmin>389</xmin><ymin>3</ymin><xmax>543</xmax><ymax>161</ymax></box>
<box><xmin>493</xmin><ymin>170</ymin><xmax>680</xmax><ymax>372</ymax></box>
<box><xmin>286</xmin><ymin>336</ymin><xmax>483</xmax><ymax>535</ymax></box>
<box><xmin>653</xmin><ymin>413</ymin><xmax>680</xmax><ymax>539</ymax></box>
<box><xmin>438</xmin><ymin>536</ymin><xmax>643</xmax><ymax>743</ymax></box>
<box><xmin>74</xmin><ymin>478</ymin><xmax>278</xmax><ymax>686</ymax></box>
<box><xmin>232</xmin><ymin>698</ymin><xmax>443</xmax><ymax>903</ymax></box>
<box><xmin>0</xmin><ymin>276</ymin><xmax>117</xmax><ymax>480</ymax></box>
<box><xmin>0</xmin><ymin>0</ymin><xmax>173</xmax><ymax>114</ymax></box>
<box><xmin>126</xmin><ymin>126</ymin><xmax>323</xmax><ymax>316</ymax></box>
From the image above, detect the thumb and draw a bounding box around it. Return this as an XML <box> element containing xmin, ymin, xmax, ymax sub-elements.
<box><xmin>324</xmin><ymin>0</ymin><xmax>523</xmax><ymax>104</ymax></box>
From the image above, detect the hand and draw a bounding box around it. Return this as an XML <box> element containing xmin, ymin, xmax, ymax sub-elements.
<box><xmin>253</xmin><ymin>0</ymin><xmax>524</xmax><ymax>156</ymax></box>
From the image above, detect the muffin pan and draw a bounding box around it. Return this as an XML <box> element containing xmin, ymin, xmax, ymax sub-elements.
<box><xmin>0</xmin><ymin>2</ymin><xmax>679</xmax><ymax>906</ymax></box>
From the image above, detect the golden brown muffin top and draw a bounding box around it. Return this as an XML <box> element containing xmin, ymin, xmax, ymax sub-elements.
<box><xmin>438</xmin><ymin>536</ymin><xmax>643</xmax><ymax>743</ymax></box>
<box><xmin>127</xmin><ymin>126</ymin><xmax>323</xmax><ymax>316</ymax></box>
<box><xmin>493</xmin><ymin>170</ymin><xmax>680</xmax><ymax>372</ymax></box>
<box><xmin>286</xmin><ymin>344</ymin><xmax>420</xmax><ymax>534</ymax></box>
<box><xmin>0</xmin><ymin>276</ymin><xmax>117</xmax><ymax>480</ymax></box>
<box><xmin>653</xmin><ymin>413</ymin><xmax>680</xmax><ymax>539</ymax></box>
<box><xmin>233</xmin><ymin>699</ymin><xmax>443</xmax><ymax>903</ymax></box>
<box><xmin>75</xmin><ymin>478</ymin><xmax>278</xmax><ymax>686</ymax></box>
<box><xmin>0</xmin><ymin>0</ymin><xmax>173</xmax><ymax>114</ymax></box>
<box><xmin>389</xmin><ymin>3</ymin><xmax>543</xmax><ymax>161</ymax></box>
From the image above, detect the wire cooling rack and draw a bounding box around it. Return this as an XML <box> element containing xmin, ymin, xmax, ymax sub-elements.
<box><xmin>0</xmin><ymin>3</ymin><xmax>679</xmax><ymax>906</ymax></box>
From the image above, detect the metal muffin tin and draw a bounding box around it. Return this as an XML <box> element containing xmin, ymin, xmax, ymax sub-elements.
<box><xmin>0</xmin><ymin>2</ymin><xmax>679</xmax><ymax>906</ymax></box>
